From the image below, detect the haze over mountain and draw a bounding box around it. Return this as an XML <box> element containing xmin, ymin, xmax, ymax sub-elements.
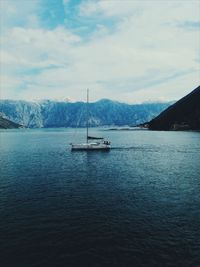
<box><xmin>0</xmin><ymin>99</ymin><xmax>172</xmax><ymax>128</ymax></box>
<box><xmin>148</xmin><ymin>85</ymin><xmax>200</xmax><ymax>130</ymax></box>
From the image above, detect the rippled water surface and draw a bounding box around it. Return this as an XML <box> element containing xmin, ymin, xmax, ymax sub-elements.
<box><xmin>0</xmin><ymin>128</ymin><xmax>200</xmax><ymax>267</ymax></box>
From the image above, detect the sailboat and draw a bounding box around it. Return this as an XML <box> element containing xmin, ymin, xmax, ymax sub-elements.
<box><xmin>70</xmin><ymin>90</ymin><xmax>111</xmax><ymax>151</ymax></box>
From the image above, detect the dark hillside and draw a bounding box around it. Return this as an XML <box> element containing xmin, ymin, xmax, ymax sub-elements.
<box><xmin>0</xmin><ymin>116</ymin><xmax>22</xmax><ymax>129</ymax></box>
<box><xmin>148</xmin><ymin>85</ymin><xmax>200</xmax><ymax>130</ymax></box>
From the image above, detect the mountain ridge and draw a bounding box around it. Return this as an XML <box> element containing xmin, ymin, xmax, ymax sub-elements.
<box><xmin>0</xmin><ymin>99</ymin><xmax>173</xmax><ymax>128</ymax></box>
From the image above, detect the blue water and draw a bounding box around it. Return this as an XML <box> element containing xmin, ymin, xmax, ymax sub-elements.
<box><xmin>0</xmin><ymin>128</ymin><xmax>200</xmax><ymax>267</ymax></box>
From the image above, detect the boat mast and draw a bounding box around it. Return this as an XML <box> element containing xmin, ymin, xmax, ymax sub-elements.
<box><xmin>86</xmin><ymin>89</ymin><xmax>89</xmax><ymax>143</ymax></box>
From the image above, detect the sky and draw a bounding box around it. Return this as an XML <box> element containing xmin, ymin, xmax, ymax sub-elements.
<box><xmin>0</xmin><ymin>0</ymin><xmax>200</xmax><ymax>103</ymax></box>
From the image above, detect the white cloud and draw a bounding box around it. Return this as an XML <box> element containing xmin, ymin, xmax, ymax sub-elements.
<box><xmin>0</xmin><ymin>0</ymin><xmax>40</xmax><ymax>30</ymax></box>
<box><xmin>1</xmin><ymin>26</ymin><xmax>80</xmax><ymax>71</ymax></box>
<box><xmin>0</xmin><ymin>0</ymin><xmax>200</xmax><ymax>102</ymax></box>
<box><xmin>79</xmin><ymin>0</ymin><xmax>142</xmax><ymax>17</ymax></box>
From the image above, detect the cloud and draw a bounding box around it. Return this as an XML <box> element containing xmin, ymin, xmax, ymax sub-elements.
<box><xmin>1</xmin><ymin>26</ymin><xmax>80</xmax><ymax>72</ymax></box>
<box><xmin>0</xmin><ymin>0</ymin><xmax>200</xmax><ymax>102</ymax></box>
<box><xmin>177</xmin><ymin>20</ymin><xmax>200</xmax><ymax>30</ymax></box>
<box><xmin>78</xmin><ymin>0</ymin><xmax>142</xmax><ymax>17</ymax></box>
<box><xmin>0</xmin><ymin>0</ymin><xmax>41</xmax><ymax>30</ymax></box>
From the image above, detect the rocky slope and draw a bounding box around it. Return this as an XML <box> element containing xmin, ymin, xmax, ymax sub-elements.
<box><xmin>0</xmin><ymin>99</ymin><xmax>172</xmax><ymax>128</ymax></box>
<box><xmin>0</xmin><ymin>115</ymin><xmax>22</xmax><ymax>129</ymax></box>
<box><xmin>148</xmin><ymin>85</ymin><xmax>200</xmax><ymax>130</ymax></box>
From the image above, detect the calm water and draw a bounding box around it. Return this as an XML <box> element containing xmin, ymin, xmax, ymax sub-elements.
<box><xmin>0</xmin><ymin>128</ymin><xmax>200</xmax><ymax>267</ymax></box>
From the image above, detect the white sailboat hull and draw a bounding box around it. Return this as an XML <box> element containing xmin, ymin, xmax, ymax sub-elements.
<box><xmin>71</xmin><ymin>142</ymin><xmax>111</xmax><ymax>151</ymax></box>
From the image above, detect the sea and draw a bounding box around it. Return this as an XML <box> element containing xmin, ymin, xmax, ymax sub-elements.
<box><xmin>0</xmin><ymin>128</ymin><xmax>200</xmax><ymax>267</ymax></box>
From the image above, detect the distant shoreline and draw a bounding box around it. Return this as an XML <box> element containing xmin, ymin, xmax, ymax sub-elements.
<box><xmin>1</xmin><ymin>126</ymin><xmax>199</xmax><ymax>133</ymax></box>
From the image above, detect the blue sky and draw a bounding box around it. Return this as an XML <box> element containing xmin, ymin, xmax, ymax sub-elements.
<box><xmin>0</xmin><ymin>0</ymin><xmax>200</xmax><ymax>103</ymax></box>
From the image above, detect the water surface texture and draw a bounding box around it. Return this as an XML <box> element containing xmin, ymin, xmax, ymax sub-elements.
<box><xmin>0</xmin><ymin>129</ymin><xmax>200</xmax><ymax>267</ymax></box>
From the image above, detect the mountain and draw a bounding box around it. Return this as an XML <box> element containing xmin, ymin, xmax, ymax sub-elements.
<box><xmin>0</xmin><ymin>115</ymin><xmax>22</xmax><ymax>129</ymax></box>
<box><xmin>148</xmin><ymin>85</ymin><xmax>200</xmax><ymax>130</ymax></box>
<box><xmin>0</xmin><ymin>100</ymin><xmax>43</xmax><ymax>128</ymax></box>
<box><xmin>0</xmin><ymin>99</ymin><xmax>172</xmax><ymax>128</ymax></box>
